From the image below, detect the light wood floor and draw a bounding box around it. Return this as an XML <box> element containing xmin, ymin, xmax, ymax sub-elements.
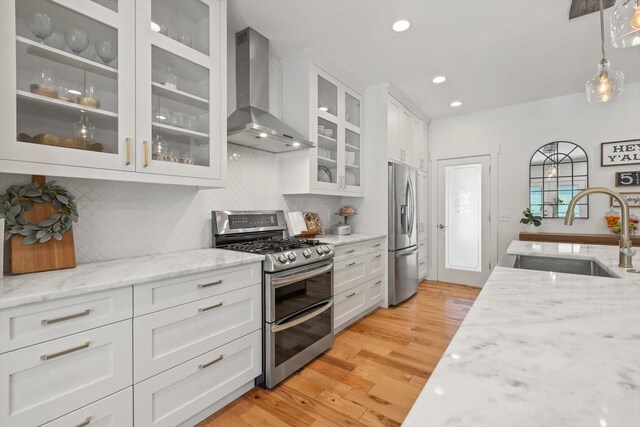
<box><xmin>198</xmin><ymin>281</ymin><xmax>481</xmax><ymax>427</ymax></box>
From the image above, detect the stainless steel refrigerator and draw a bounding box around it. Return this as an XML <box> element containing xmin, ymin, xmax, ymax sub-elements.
<box><xmin>388</xmin><ymin>161</ymin><xmax>419</xmax><ymax>305</ymax></box>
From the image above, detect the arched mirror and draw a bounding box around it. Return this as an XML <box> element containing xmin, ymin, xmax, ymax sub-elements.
<box><xmin>529</xmin><ymin>141</ymin><xmax>589</xmax><ymax>219</ymax></box>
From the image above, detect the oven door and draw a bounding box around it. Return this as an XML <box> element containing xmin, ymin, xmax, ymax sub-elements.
<box><xmin>265</xmin><ymin>298</ymin><xmax>333</xmax><ymax>388</ymax></box>
<box><xmin>265</xmin><ymin>260</ymin><xmax>333</xmax><ymax>323</ymax></box>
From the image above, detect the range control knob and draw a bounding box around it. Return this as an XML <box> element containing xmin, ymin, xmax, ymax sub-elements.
<box><xmin>322</xmin><ymin>246</ymin><xmax>331</xmax><ymax>254</ymax></box>
<box><xmin>302</xmin><ymin>249</ymin><xmax>312</xmax><ymax>258</ymax></box>
<box><xmin>325</xmin><ymin>245</ymin><xmax>333</xmax><ymax>254</ymax></box>
<box><xmin>277</xmin><ymin>254</ymin><xmax>288</xmax><ymax>264</ymax></box>
<box><xmin>316</xmin><ymin>247</ymin><xmax>324</xmax><ymax>255</ymax></box>
<box><xmin>287</xmin><ymin>252</ymin><xmax>297</xmax><ymax>261</ymax></box>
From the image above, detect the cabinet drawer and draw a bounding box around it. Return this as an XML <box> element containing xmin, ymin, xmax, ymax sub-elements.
<box><xmin>334</xmin><ymin>284</ymin><xmax>366</xmax><ymax>329</ymax></box>
<box><xmin>418</xmin><ymin>241</ymin><xmax>427</xmax><ymax>262</ymax></box>
<box><xmin>134</xmin><ymin>330</ymin><xmax>261</xmax><ymax>427</ymax></box>
<box><xmin>0</xmin><ymin>287</ymin><xmax>132</xmax><ymax>354</ymax></box>
<box><xmin>0</xmin><ymin>321</ymin><xmax>132</xmax><ymax>427</ymax></box>
<box><xmin>134</xmin><ymin>262</ymin><xmax>261</xmax><ymax>316</ymax></box>
<box><xmin>419</xmin><ymin>259</ymin><xmax>428</xmax><ymax>279</ymax></box>
<box><xmin>134</xmin><ymin>284</ymin><xmax>261</xmax><ymax>382</ymax></box>
<box><xmin>334</xmin><ymin>255</ymin><xmax>367</xmax><ymax>294</ymax></box>
<box><xmin>334</xmin><ymin>243</ymin><xmax>366</xmax><ymax>260</ymax></box>
<box><xmin>41</xmin><ymin>387</ymin><xmax>133</xmax><ymax>427</ymax></box>
<box><xmin>365</xmin><ymin>250</ymin><xmax>385</xmax><ymax>280</ymax></box>
<box><xmin>366</xmin><ymin>277</ymin><xmax>384</xmax><ymax>309</ymax></box>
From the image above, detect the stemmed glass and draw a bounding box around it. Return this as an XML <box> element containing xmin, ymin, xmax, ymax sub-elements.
<box><xmin>95</xmin><ymin>40</ymin><xmax>117</xmax><ymax>66</ymax></box>
<box><xmin>65</xmin><ymin>28</ymin><xmax>89</xmax><ymax>55</ymax></box>
<box><xmin>26</xmin><ymin>12</ymin><xmax>53</xmax><ymax>43</ymax></box>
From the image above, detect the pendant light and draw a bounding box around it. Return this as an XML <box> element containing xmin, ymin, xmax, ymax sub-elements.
<box><xmin>586</xmin><ymin>0</ymin><xmax>624</xmax><ymax>103</ymax></box>
<box><xmin>611</xmin><ymin>0</ymin><xmax>640</xmax><ymax>48</ymax></box>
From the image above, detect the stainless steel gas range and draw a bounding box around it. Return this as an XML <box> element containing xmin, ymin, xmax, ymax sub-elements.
<box><xmin>212</xmin><ymin>210</ymin><xmax>335</xmax><ymax>388</ymax></box>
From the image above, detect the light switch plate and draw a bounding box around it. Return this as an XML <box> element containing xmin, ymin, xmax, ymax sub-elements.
<box><xmin>499</xmin><ymin>212</ymin><xmax>510</xmax><ymax>222</ymax></box>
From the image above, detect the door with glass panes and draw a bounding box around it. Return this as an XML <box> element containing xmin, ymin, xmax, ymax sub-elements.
<box><xmin>0</xmin><ymin>0</ymin><xmax>136</xmax><ymax>171</ymax></box>
<box><xmin>135</xmin><ymin>0</ymin><xmax>222</xmax><ymax>180</ymax></box>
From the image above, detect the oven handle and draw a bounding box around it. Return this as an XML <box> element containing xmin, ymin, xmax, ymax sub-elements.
<box><xmin>271</xmin><ymin>299</ymin><xmax>333</xmax><ymax>333</ymax></box>
<box><xmin>271</xmin><ymin>263</ymin><xmax>333</xmax><ymax>288</ymax></box>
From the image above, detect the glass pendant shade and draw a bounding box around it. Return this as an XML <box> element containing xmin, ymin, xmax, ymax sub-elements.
<box><xmin>586</xmin><ymin>60</ymin><xmax>624</xmax><ymax>103</ymax></box>
<box><xmin>611</xmin><ymin>0</ymin><xmax>640</xmax><ymax>48</ymax></box>
<box><xmin>73</xmin><ymin>112</ymin><xmax>95</xmax><ymax>140</ymax></box>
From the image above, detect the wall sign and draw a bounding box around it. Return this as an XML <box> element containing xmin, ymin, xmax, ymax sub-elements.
<box><xmin>601</xmin><ymin>139</ymin><xmax>640</xmax><ymax>167</ymax></box>
<box><xmin>610</xmin><ymin>192</ymin><xmax>640</xmax><ymax>208</ymax></box>
<box><xmin>616</xmin><ymin>171</ymin><xmax>640</xmax><ymax>187</ymax></box>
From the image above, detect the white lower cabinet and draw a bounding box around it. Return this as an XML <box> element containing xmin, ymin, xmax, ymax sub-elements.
<box><xmin>334</xmin><ymin>283</ymin><xmax>367</xmax><ymax>329</ymax></box>
<box><xmin>0</xmin><ymin>320</ymin><xmax>132</xmax><ymax>427</ymax></box>
<box><xmin>418</xmin><ymin>240</ymin><xmax>428</xmax><ymax>280</ymax></box>
<box><xmin>134</xmin><ymin>330</ymin><xmax>261</xmax><ymax>427</ymax></box>
<box><xmin>333</xmin><ymin>241</ymin><xmax>386</xmax><ymax>331</ymax></box>
<box><xmin>42</xmin><ymin>387</ymin><xmax>133</xmax><ymax>427</ymax></box>
<box><xmin>133</xmin><ymin>284</ymin><xmax>261</xmax><ymax>382</ymax></box>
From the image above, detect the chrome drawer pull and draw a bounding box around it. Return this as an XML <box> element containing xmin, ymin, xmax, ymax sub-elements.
<box><xmin>41</xmin><ymin>341</ymin><xmax>90</xmax><ymax>360</ymax></box>
<box><xmin>373</xmin><ymin>254</ymin><xmax>382</xmax><ymax>259</ymax></box>
<box><xmin>199</xmin><ymin>354</ymin><xmax>223</xmax><ymax>369</ymax></box>
<box><xmin>375</xmin><ymin>280</ymin><xmax>382</xmax><ymax>285</ymax></box>
<box><xmin>346</xmin><ymin>262</ymin><xmax>357</xmax><ymax>267</ymax></box>
<box><xmin>74</xmin><ymin>417</ymin><xmax>92</xmax><ymax>427</ymax></box>
<box><xmin>197</xmin><ymin>280</ymin><xmax>223</xmax><ymax>289</ymax></box>
<box><xmin>345</xmin><ymin>249</ymin><xmax>356</xmax><ymax>254</ymax></box>
<box><xmin>346</xmin><ymin>292</ymin><xmax>356</xmax><ymax>298</ymax></box>
<box><xmin>198</xmin><ymin>302</ymin><xmax>223</xmax><ymax>312</ymax></box>
<box><xmin>42</xmin><ymin>309</ymin><xmax>91</xmax><ymax>325</ymax></box>
<box><xmin>419</xmin><ymin>261</ymin><xmax>425</xmax><ymax>265</ymax></box>
<box><xmin>373</xmin><ymin>243</ymin><xmax>381</xmax><ymax>248</ymax></box>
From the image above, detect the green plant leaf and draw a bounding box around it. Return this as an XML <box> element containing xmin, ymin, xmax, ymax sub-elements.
<box><xmin>53</xmin><ymin>232</ymin><xmax>63</xmax><ymax>240</ymax></box>
<box><xmin>21</xmin><ymin>235</ymin><xmax>38</xmax><ymax>245</ymax></box>
<box><xmin>39</xmin><ymin>233</ymin><xmax>52</xmax><ymax>243</ymax></box>
<box><xmin>55</xmin><ymin>194</ymin><xmax>69</xmax><ymax>205</ymax></box>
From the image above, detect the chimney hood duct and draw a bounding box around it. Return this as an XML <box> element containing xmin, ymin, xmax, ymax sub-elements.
<box><xmin>227</xmin><ymin>27</ymin><xmax>314</xmax><ymax>153</ymax></box>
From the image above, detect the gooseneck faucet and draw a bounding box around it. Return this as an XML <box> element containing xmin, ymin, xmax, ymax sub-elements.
<box><xmin>564</xmin><ymin>187</ymin><xmax>635</xmax><ymax>268</ymax></box>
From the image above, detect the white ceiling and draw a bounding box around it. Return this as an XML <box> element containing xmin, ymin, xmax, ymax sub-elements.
<box><xmin>228</xmin><ymin>0</ymin><xmax>640</xmax><ymax>119</ymax></box>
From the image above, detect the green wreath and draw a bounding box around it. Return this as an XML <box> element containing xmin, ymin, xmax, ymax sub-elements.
<box><xmin>0</xmin><ymin>181</ymin><xmax>78</xmax><ymax>245</ymax></box>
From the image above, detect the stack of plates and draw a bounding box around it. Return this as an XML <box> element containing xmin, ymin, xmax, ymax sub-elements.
<box><xmin>345</xmin><ymin>171</ymin><xmax>357</xmax><ymax>185</ymax></box>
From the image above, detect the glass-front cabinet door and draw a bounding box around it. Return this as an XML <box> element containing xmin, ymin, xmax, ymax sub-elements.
<box><xmin>1</xmin><ymin>0</ymin><xmax>136</xmax><ymax>170</ymax></box>
<box><xmin>313</xmin><ymin>68</ymin><xmax>363</xmax><ymax>194</ymax></box>
<box><xmin>135</xmin><ymin>0</ymin><xmax>222</xmax><ymax>180</ymax></box>
<box><xmin>343</xmin><ymin>90</ymin><xmax>361</xmax><ymax>192</ymax></box>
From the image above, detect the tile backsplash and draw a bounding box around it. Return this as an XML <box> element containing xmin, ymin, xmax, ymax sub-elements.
<box><xmin>1</xmin><ymin>144</ymin><xmax>341</xmax><ymax>264</ymax></box>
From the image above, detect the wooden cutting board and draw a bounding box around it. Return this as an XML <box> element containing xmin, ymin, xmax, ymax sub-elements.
<box><xmin>9</xmin><ymin>177</ymin><xmax>76</xmax><ymax>275</ymax></box>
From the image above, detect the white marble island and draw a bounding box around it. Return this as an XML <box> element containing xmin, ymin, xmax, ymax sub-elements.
<box><xmin>404</xmin><ymin>241</ymin><xmax>640</xmax><ymax>427</ymax></box>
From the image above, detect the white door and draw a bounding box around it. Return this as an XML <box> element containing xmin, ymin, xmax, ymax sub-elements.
<box><xmin>436</xmin><ymin>156</ymin><xmax>491</xmax><ymax>285</ymax></box>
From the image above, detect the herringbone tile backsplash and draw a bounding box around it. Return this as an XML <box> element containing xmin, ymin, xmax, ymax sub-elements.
<box><xmin>1</xmin><ymin>144</ymin><xmax>341</xmax><ymax>264</ymax></box>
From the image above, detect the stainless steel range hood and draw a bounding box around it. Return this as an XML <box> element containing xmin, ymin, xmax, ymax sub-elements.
<box><xmin>227</xmin><ymin>28</ymin><xmax>314</xmax><ymax>153</ymax></box>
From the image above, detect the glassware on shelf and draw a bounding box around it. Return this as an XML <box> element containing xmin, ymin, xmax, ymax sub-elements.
<box><xmin>153</xmin><ymin>107</ymin><xmax>169</xmax><ymax>123</ymax></box>
<box><xmin>152</xmin><ymin>134</ymin><xmax>168</xmax><ymax>161</ymax></box>
<box><xmin>44</xmin><ymin>30</ymin><xmax>65</xmax><ymax>50</ymax></box>
<box><xmin>185</xmin><ymin>114</ymin><xmax>198</xmax><ymax>131</ymax></box>
<box><xmin>164</xmin><ymin>64</ymin><xmax>178</xmax><ymax>89</ymax></box>
<box><xmin>95</xmin><ymin>40</ymin><xmax>117</xmax><ymax>65</ymax></box>
<box><xmin>181</xmin><ymin>151</ymin><xmax>195</xmax><ymax>165</ymax></box>
<box><xmin>168</xmin><ymin>149</ymin><xmax>180</xmax><ymax>162</ymax></box>
<box><xmin>168</xmin><ymin>111</ymin><xmax>185</xmax><ymax>128</ymax></box>
<box><xmin>65</xmin><ymin>28</ymin><xmax>89</xmax><ymax>55</ymax></box>
<box><xmin>57</xmin><ymin>86</ymin><xmax>74</xmax><ymax>103</ymax></box>
<box><xmin>80</xmin><ymin>43</ymin><xmax>98</xmax><ymax>62</ymax></box>
<box><xmin>26</xmin><ymin>12</ymin><xmax>53</xmax><ymax>43</ymax></box>
<box><xmin>30</xmin><ymin>69</ymin><xmax>57</xmax><ymax>98</ymax></box>
<box><xmin>73</xmin><ymin>112</ymin><xmax>95</xmax><ymax>141</ymax></box>
<box><xmin>77</xmin><ymin>82</ymin><xmax>99</xmax><ymax>108</ymax></box>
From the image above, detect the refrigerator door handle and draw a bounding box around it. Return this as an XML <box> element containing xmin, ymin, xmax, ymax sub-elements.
<box><xmin>400</xmin><ymin>204</ymin><xmax>407</xmax><ymax>234</ymax></box>
<box><xmin>407</xmin><ymin>176</ymin><xmax>415</xmax><ymax>238</ymax></box>
<box><xmin>395</xmin><ymin>247</ymin><xmax>418</xmax><ymax>257</ymax></box>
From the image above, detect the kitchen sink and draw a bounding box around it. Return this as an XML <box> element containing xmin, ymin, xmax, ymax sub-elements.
<box><xmin>498</xmin><ymin>254</ymin><xmax>618</xmax><ymax>278</ymax></box>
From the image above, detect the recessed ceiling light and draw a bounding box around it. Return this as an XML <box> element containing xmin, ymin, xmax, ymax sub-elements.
<box><xmin>319</xmin><ymin>106</ymin><xmax>329</xmax><ymax>112</ymax></box>
<box><xmin>432</xmin><ymin>76</ymin><xmax>447</xmax><ymax>84</ymax></box>
<box><xmin>450</xmin><ymin>100</ymin><xmax>462</xmax><ymax>107</ymax></box>
<box><xmin>150</xmin><ymin>21</ymin><xmax>161</xmax><ymax>32</ymax></box>
<box><xmin>258</xmin><ymin>132</ymin><xmax>268</xmax><ymax>138</ymax></box>
<box><xmin>292</xmin><ymin>142</ymin><xmax>301</xmax><ymax>147</ymax></box>
<box><xmin>68</xmin><ymin>89</ymin><xmax>82</xmax><ymax>95</ymax></box>
<box><xmin>392</xmin><ymin>20</ymin><xmax>411</xmax><ymax>32</ymax></box>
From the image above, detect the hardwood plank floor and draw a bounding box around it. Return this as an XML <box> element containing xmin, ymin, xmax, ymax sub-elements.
<box><xmin>198</xmin><ymin>281</ymin><xmax>481</xmax><ymax>427</ymax></box>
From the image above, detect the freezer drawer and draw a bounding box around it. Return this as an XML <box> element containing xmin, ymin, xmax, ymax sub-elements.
<box><xmin>388</xmin><ymin>246</ymin><xmax>419</xmax><ymax>306</ymax></box>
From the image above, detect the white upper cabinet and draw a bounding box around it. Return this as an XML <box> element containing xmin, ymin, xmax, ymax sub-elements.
<box><xmin>420</xmin><ymin>122</ymin><xmax>428</xmax><ymax>171</ymax></box>
<box><xmin>0</xmin><ymin>0</ymin><xmax>226</xmax><ymax>187</ymax></box>
<box><xmin>385</xmin><ymin>92</ymin><xmax>428</xmax><ymax>170</ymax></box>
<box><xmin>280</xmin><ymin>50</ymin><xmax>364</xmax><ymax>197</ymax></box>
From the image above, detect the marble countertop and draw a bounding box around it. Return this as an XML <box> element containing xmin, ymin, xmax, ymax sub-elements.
<box><xmin>403</xmin><ymin>241</ymin><xmax>640</xmax><ymax>427</ymax></box>
<box><xmin>317</xmin><ymin>233</ymin><xmax>386</xmax><ymax>246</ymax></box>
<box><xmin>0</xmin><ymin>249</ymin><xmax>264</xmax><ymax>309</ymax></box>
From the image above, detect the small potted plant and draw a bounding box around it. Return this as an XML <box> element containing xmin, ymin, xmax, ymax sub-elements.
<box><xmin>520</xmin><ymin>208</ymin><xmax>542</xmax><ymax>233</ymax></box>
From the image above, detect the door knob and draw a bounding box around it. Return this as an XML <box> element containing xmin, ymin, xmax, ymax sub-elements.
<box><xmin>438</xmin><ymin>224</ymin><xmax>446</xmax><ymax>229</ymax></box>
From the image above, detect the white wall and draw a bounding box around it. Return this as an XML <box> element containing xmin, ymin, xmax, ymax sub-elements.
<box><xmin>428</xmin><ymin>82</ymin><xmax>640</xmax><ymax>275</ymax></box>
<box><xmin>1</xmin><ymin>31</ymin><xmax>341</xmax><ymax>267</ymax></box>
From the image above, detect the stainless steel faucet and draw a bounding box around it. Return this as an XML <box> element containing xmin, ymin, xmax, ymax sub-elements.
<box><xmin>564</xmin><ymin>187</ymin><xmax>635</xmax><ymax>268</ymax></box>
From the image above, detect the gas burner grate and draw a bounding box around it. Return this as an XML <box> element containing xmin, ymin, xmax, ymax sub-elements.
<box><xmin>225</xmin><ymin>238</ymin><xmax>322</xmax><ymax>254</ymax></box>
